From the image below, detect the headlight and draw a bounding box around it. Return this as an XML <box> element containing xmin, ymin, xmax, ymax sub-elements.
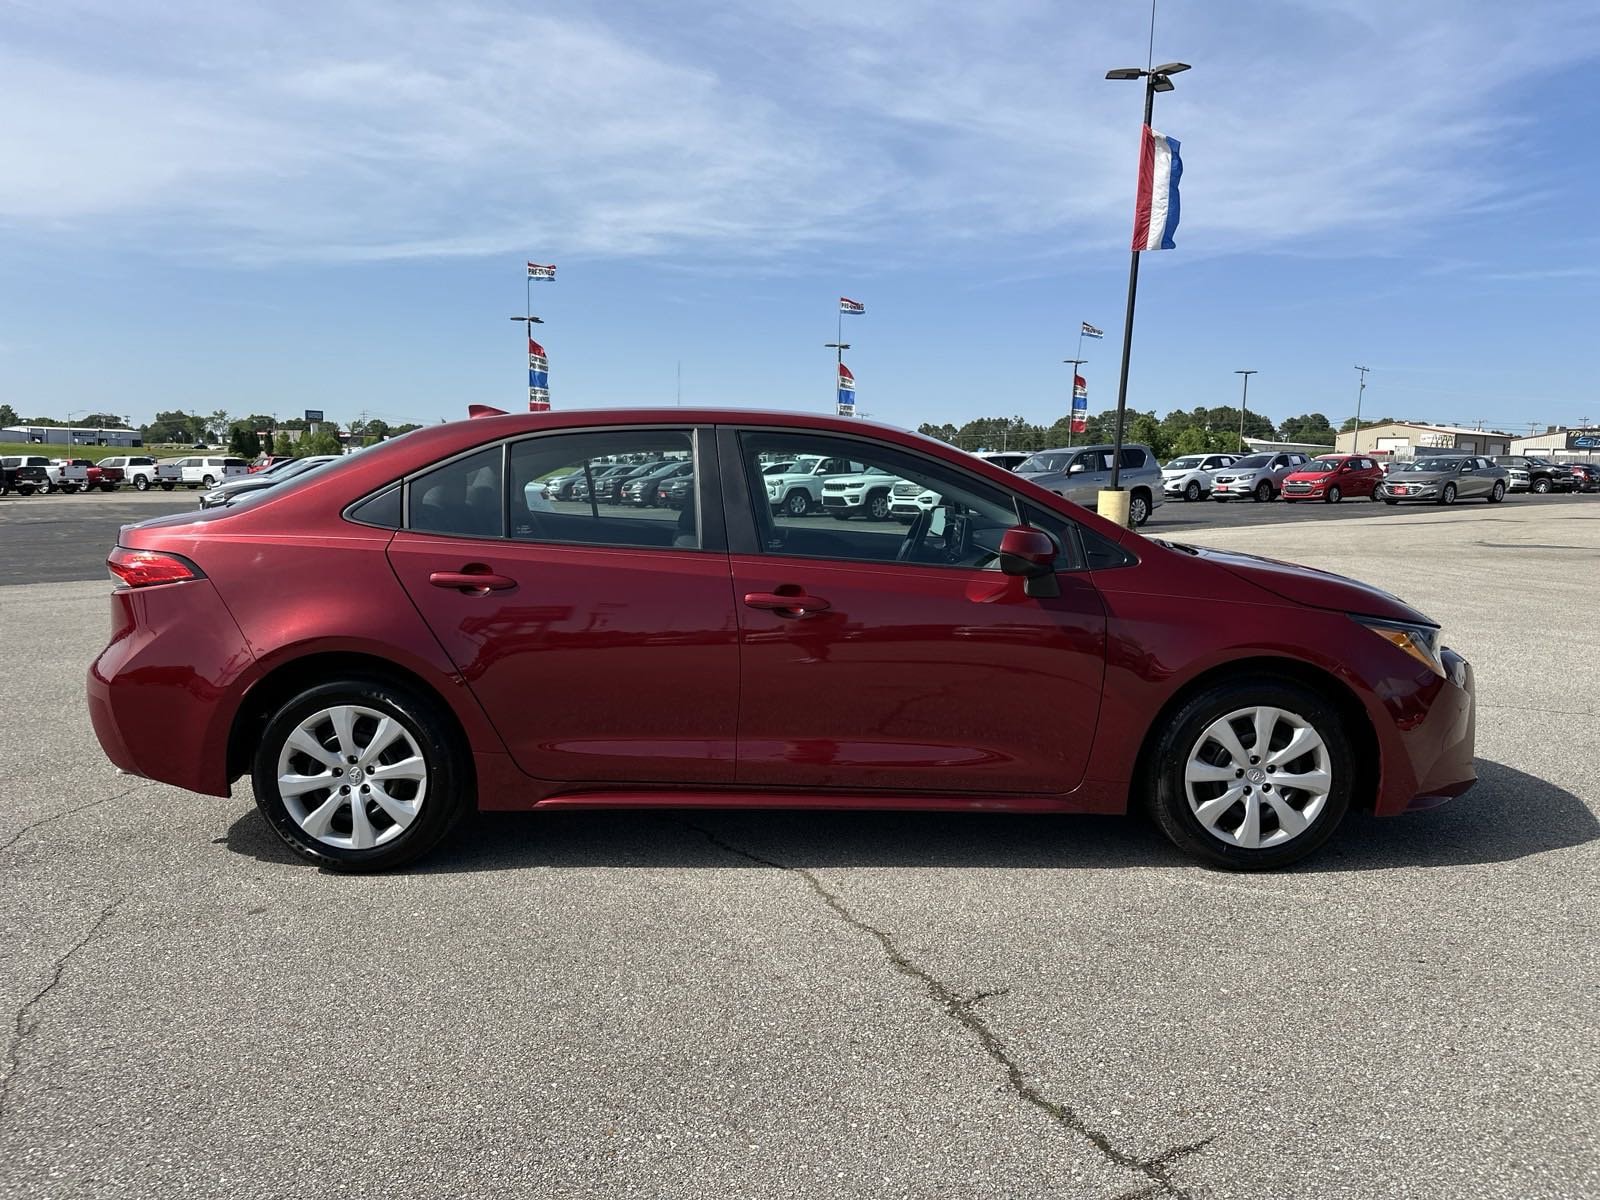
<box><xmin>1355</xmin><ymin>616</ymin><xmax>1444</xmax><ymax>676</ymax></box>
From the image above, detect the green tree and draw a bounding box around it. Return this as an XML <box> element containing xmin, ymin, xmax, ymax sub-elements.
<box><xmin>228</xmin><ymin>422</ymin><xmax>260</xmax><ymax>457</ymax></box>
<box><xmin>1169</xmin><ymin>427</ymin><xmax>1211</xmax><ymax>456</ymax></box>
<box><xmin>916</xmin><ymin>422</ymin><xmax>959</xmax><ymax>443</ymax></box>
<box><xmin>300</xmin><ymin>429</ymin><xmax>343</xmax><ymax>457</ymax></box>
<box><xmin>390</xmin><ymin>423</ymin><xmax>423</xmax><ymax>437</ymax></box>
<box><xmin>0</xmin><ymin>403</ymin><xmax>16</xmax><ymax>427</ymax></box>
<box><xmin>143</xmin><ymin>410</ymin><xmax>195</xmax><ymax>443</ymax></box>
<box><xmin>78</xmin><ymin>412</ymin><xmax>130</xmax><ymax>429</ymax></box>
<box><xmin>1278</xmin><ymin>413</ymin><xmax>1336</xmax><ymax>444</ymax></box>
<box><xmin>1339</xmin><ymin>414</ymin><xmax>1393</xmax><ymax>432</ymax></box>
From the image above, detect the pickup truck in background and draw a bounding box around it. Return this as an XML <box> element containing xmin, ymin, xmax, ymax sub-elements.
<box><xmin>0</xmin><ymin>455</ymin><xmax>52</xmax><ymax>496</ymax></box>
<box><xmin>98</xmin><ymin>455</ymin><xmax>160</xmax><ymax>491</ymax></box>
<box><xmin>46</xmin><ymin>459</ymin><xmax>93</xmax><ymax>494</ymax></box>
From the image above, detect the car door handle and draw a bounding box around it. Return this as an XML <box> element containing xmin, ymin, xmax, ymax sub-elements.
<box><xmin>743</xmin><ymin>590</ymin><xmax>831</xmax><ymax>618</ymax></box>
<box><xmin>429</xmin><ymin>568</ymin><xmax>517</xmax><ymax>592</ymax></box>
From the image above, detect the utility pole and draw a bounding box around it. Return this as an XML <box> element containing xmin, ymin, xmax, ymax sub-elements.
<box><xmin>1234</xmin><ymin>370</ymin><xmax>1256</xmax><ymax>452</ymax></box>
<box><xmin>1352</xmin><ymin>365</ymin><xmax>1370</xmax><ymax>451</ymax></box>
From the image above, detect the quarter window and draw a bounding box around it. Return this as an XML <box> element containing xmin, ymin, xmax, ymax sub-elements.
<box><xmin>507</xmin><ymin>430</ymin><xmax>698</xmax><ymax>550</ymax></box>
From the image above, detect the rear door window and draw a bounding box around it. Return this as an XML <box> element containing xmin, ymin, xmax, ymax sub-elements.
<box><xmin>1119</xmin><ymin>448</ymin><xmax>1146</xmax><ymax>469</ymax></box>
<box><xmin>507</xmin><ymin>430</ymin><xmax>699</xmax><ymax>550</ymax></box>
<box><xmin>408</xmin><ymin>447</ymin><xmax>506</xmax><ymax>538</ymax></box>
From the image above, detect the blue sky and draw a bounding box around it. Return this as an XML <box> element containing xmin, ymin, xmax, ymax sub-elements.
<box><xmin>3</xmin><ymin>0</ymin><xmax>1599</xmax><ymax>434</ymax></box>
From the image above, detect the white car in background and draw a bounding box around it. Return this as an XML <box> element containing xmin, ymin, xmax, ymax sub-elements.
<box><xmin>822</xmin><ymin>467</ymin><xmax>905</xmax><ymax>521</ymax></box>
<box><xmin>98</xmin><ymin>455</ymin><xmax>160</xmax><ymax>491</ymax></box>
<box><xmin>762</xmin><ymin>454</ymin><xmax>863</xmax><ymax>517</ymax></box>
<box><xmin>1161</xmin><ymin>452</ymin><xmax>1239</xmax><ymax>501</ymax></box>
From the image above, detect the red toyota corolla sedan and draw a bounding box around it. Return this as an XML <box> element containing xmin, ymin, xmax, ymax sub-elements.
<box><xmin>88</xmin><ymin>408</ymin><xmax>1477</xmax><ymax>872</ymax></box>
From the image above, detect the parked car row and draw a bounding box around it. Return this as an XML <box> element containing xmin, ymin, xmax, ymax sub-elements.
<box><xmin>0</xmin><ymin>455</ymin><xmax>124</xmax><ymax>495</ymax></box>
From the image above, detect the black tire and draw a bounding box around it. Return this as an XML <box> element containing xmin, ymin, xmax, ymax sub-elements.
<box><xmin>1184</xmin><ymin>481</ymin><xmax>1201</xmax><ymax>502</ymax></box>
<box><xmin>1532</xmin><ymin>477</ymin><xmax>1551</xmax><ymax>494</ymax></box>
<box><xmin>1384</xmin><ymin>499</ymin><xmax>1399</xmax><ymax>506</ymax></box>
<box><xmin>1488</xmin><ymin>481</ymin><xmax>1505</xmax><ymax>504</ymax></box>
<box><xmin>1129</xmin><ymin>491</ymin><xmax>1152</xmax><ymax>526</ymax></box>
<box><xmin>160</xmin><ymin>482</ymin><xmax>175</xmax><ymax>491</ymax></box>
<box><xmin>831</xmin><ymin>512</ymin><xmax>852</xmax><ymax>521</ymax></box>
<box><xmin>784</xmin><ymin>489</ymin><xmax>810</xmax><ymax>517</ymax></box>
<box><xmin>251</xmin><ymin>677</ymin><xmax>471</xmax><ymax>872</ymax></box>
<box><xmin>38</xmin><ymin>481</ymin><xmax>54</xmax><ymax>495</ymax></box>
<box><xmin>1144</xmin><ymin>676</ymin><xmax>1354</xmax><ymax>870</ymax></box>
<box><xmin>1327</xmin><ymin>485</ymin><xmax>1342</xmax><ymax>503</ymax></box>
<box><xmin>202</xmin><ymin>474</ymin><xmax>216</xmax><ymax>488</ymax></box>
<box><xmin>101</xmin><ymin>482</ymin><xmax>118</xmax><ymax>492</ymax></box>
<box><xmin>1439</xmin><ymin>483</ymin><xmax>1457</xmax><ymax>506</ymax></box>
<box><xmin>134</xmin><ymin>475</ymin><xmax>150</xmax><ymax>491</ymax></box>
<box><xmin>866</xmin><ymin>491</ymin><xmax>891</xmax><ymax>521</ymax></box>
<box><xmin>1254</xmin><ymin>481</ymin><xmax>1273</xmax><ymax>503</ymax></box>
<box><xmin>19</xmin><ymin>485</ymin><xmax>36</xmax><ymax>496</ymax></box>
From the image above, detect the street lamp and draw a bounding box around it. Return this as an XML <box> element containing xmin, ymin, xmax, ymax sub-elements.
<box><xmin>1352</xmin><ymin>365</ymin><xmax>1370</xmax><ymax>451</ymax></box>
<box><xmin>1234</xmin><ymin>370</ymin><xmax>1256</xmax><ymax>452</ymax></box>
<box><xmin>1103</xmin><ymin>61</ymin><xmax>1190</xmax><ymax>523</ymax></box>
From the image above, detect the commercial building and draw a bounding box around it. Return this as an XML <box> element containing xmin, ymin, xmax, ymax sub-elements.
<box><xmin>1509</xmin><ymin>427</ymin><xmax>1599</xmax><ymax>461</ymax></box>
<box><xmin>1</xmin><ymin>424</ymin><xmax>143</xmax><ymax>447</ymax></box>
<box><xmin>1333</xmin><ymin>421</ymin><xmax>1511</xmax><ymax>459</ymax></box>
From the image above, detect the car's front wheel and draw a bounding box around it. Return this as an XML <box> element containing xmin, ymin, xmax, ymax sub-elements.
<box><xmin>1254</xmin><ymin>481</ymin><xmax>1273</xmax><ymax>503</ymax></box>
<box><xmin>1146</xmin><ymin>677</ymin><xmax>1353</xmax><ymax>869</ymax></box>
<box><xmin>784</xmin><ymin>490</ymin><xmax>810</xmax><ymax>517</ymax></box>
<box><xmin>1327</xmin><ymin>485</ymin><xmax>1342</xmax><ymax>503</ymax></box>
<box><xmin>252</xmin><ymin>678</ymin><xmax>470</xmax><ymax>872</ymax></box>
<box><xmin>1440</xmin><ymin>483</ymin><xmax>1457</xmax><ymax>506</ymax></box>
<box><xmin>1532</xmin><ymin>478</ymin><xmax>1551</xmax><ymax>494</ymax></box>
<box><xmin>1184</xmin><ymin>481</ymin><xmax>1201</xmax><ymax>502</ymax></box>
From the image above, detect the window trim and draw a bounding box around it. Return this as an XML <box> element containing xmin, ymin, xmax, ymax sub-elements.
<box><xmin>720</xmin><ymin>425</ymin><xmax>1103</xmax><ymax>574</ymax></box>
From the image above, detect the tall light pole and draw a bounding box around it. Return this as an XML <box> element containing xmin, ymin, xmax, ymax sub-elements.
<box><xmin>1104</xmin><ymin>58</ymin><xmax>1190</xmax><ymax>523</ymax></box>
<box><xmin>1234</xmin><ymin>370</ymin><xmax>1256</xmax><ymax>452</ymax></box>
<box><xmin>1352</xmin><ymin>365</ymin><xmax>1370</xmax><ymax>451</ymax></box>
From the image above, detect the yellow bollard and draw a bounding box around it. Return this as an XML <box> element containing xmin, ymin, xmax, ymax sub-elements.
<box><xmin>1097</xmin><ymin>488</ymin><xmax>1132</xmax><ymax>528</ymax></box>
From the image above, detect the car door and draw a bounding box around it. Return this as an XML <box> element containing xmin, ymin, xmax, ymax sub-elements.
<box><xmin>723</xmin><ymin>427</ymin><xmax>1108</xmax><ymax>796</ymax></box>
<box><xmin>385</xmin><ymin>426</ymin><xmax>741</xmax><ymax>786</ymax></box>
<box><xmin>1067</xmin><ymin>449</ymin><xmax>1110</xmax><ymax>505</ymax></box>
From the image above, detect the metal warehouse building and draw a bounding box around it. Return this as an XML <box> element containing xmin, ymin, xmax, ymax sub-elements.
<box><xmin>1</xmin><ymin>425</ymin><xmax>143</xmax><ymax>447</ymax></box>
<box><xmin>1333</xmin><ymin>421</ymin><xmax>1511</xmax><ymax>458</ymax></box>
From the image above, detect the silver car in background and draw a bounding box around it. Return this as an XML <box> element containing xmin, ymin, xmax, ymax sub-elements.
<box><xmin>1211</xmin><ymin>451</ymin><xmax>1311</xmax><ymax>502</ymax></box>
<box><xmin>1014</xmin><ymin>443</ymin><xmax>1163</xmax><ymax>526</ymax></box>
<box><xmin>1377</xmin><ymin>455</ymin><xmax>1508</xmax><ymax>505</ymax></box>
<box><xmin>1161</xmin><ymin>452</ymin><xmax>1238</xmax><ymax>501</ymax></box>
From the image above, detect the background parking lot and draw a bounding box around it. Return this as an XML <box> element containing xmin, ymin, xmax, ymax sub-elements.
<box><xmin>1</xmin><ymin>496</ymin><xmax>1596</xmax><ymax>1198</ymax></box>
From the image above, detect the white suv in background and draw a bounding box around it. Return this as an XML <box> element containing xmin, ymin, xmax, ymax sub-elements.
<box><xmin>1162</xmin><ymin>453</ymin><xmax>1238</xmax><ymax>501</ymax></box>
<box><xmin>762</xmin><ymin>455</ymin><xmax>863</xmax><ymax>516</ymax></box>
<box><xmin>1211</xmin><ymin>452</ymin><xmax>1312</xmax><ymax>502</ymax></box>
<box><xmin>99</xmin><ymin>455</ymin><xmax>160</xmax><ymax>491</ymax></box>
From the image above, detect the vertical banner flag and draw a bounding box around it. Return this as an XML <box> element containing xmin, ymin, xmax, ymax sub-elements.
<box><xmin>527</xmin><ymin>262</ymin><xmax>557</xmax><ymax>280</ymax></box>
<box><xmin>528</xmin><ymin>340</ymin><xmax>550</xmax><ymax>412</ymax></box>
<box><xmin>1131</xmin><ymin>126</ymin><xmax>1183</xmax><ymax>251</ymax></box>
<box><xmin>1081</xmin><ymin>322</ymin><xmax>1104</xmax><ymax>339</ymax></box>
<box><xmin>840</xmin><ymin>297</ymin><xmax>865</xmax><ymax>315</ymax></box>
<box><xmin>837</xmin><ymin>362</ymin><xmax>856</xmax><ymax>415</ymax></box>
<box><xmin>1071</xmin><ymin>375</ymin><xmax>1088</xmax><ymax>434</ymax></box>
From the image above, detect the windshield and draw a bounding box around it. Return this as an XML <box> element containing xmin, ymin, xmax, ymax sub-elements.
<box><xmin>1398</xmin><ymin>458</ymin><xmax>1459</xmax><ymax>473</ymax></box>
<box><xmin>1230</xmin><ymin>454</ymin><xmax>1271</xmax><ymax>469</ymax></box>
<box><xmin>762</xmin><ymin>462</ymin><xmax>795</xmax><ymax>475</ymax></box>
<box><xmin>1308</xmin><ymin>458</ymin><xmax>1343</xmax><ymax>473</ymax></box>
<box><xmin>1018</xmin><ymin>452</ymin><xmax>1071</xmax><ymax>473</ymax></box>
<box><xmin>1165</xmin><ymin>456</ymin><xmax>1205</xmax><ymax>470</ymax></box>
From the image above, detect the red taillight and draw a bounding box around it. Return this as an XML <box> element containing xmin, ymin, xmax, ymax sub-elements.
<box><xmin>107</xmin><ymin>547</ymin><xmax>202</xmax><ymax>589</ymax></box>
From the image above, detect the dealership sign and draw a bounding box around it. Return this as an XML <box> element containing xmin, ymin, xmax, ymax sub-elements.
<box><xmin>1566</xmin><ymin>430</ymin><xmax>1599</xmax><ymax>450</ymax></box>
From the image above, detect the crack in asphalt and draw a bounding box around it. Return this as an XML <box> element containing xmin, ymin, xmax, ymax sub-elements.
<box><xmin>686</xmin><ymin>822</ymin><xmax>1211</xmax><ymax>1197</ymax></box>
<box><xmin>0</xmin><ymin>781</ymin><xmax>156</xmax><ymax>853</ymax></box>
<box><xmin>0</xmin><ymin>897</ymin><xmax>127</xmax><ymax>1129</ymax></box>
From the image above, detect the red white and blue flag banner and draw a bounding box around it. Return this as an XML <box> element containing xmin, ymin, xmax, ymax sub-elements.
<box><xmin>839</xmin><ymin>297</ymin><xmax>865</xmax><ymax>315</ymax></box>
<box><xmin>527</xmin><ymin>262</ymin><xmax>557</xmax><ymax>280</ymax></box>
<box><xmin>1081</xmin><ymin>321</ymin><xmax>1104</xmax><ymax>339</ymax></box>
<box><xmin>528</xmin><ymin>339</ymin><xmax>550</xmax><ymax>411</ymax></box>
<box><xmin>1071</xmin><ymin>375</ymin><xmax>1088</xmax><ymax>433</ymax></box>
<box><xmin>1132</xmin><ymin>126</ymin><xmax>1183</xmax><ymax>251</ymax></box>
<box><xmin>837</xmin><ymin>362</ymin><xmax>856</xmax><ymax>414</ymax></box>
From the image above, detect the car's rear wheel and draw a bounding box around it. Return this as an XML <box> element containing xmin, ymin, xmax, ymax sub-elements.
<box><xmin>1327</xmin><ymin>485</ymin><xmax>1342</xmax><ymax>503</ymax></box>
<box><xmin>133</xmin><ymin>475</ymin><xmax>149</xmax><ymax>491</ymax></box>
<box><xmin>1440</xmin><ymin>483</ymin><xmax>1457</xmax><ymax>506</ymax></box>
<box><xmin>867</xmin><ymin>492</ymin><xmax>891</xmax><ymax>521</ymax></box>
<box><xmin>160</xmin><ymin>482</ymin><xmax>174</xmax><ymax>491</ymax></box>
<box><xmin>1184</xmin><ymin>481</ymin><xmax>1201</xmax><ymax>502</ymax></box>
<box><xmin>202</xmin><ymin>474</ymin><xmax>216</xmax><ymax>488</ymax></box>
<box><xmin>784</xmin><ymin>490</ymin><xmax>810</xmax><ymax>517</ymax></box>
<box><xmin>252</xmin><ymin>678</ymin><xmax>470</xmax><ymax>872</ymax></box>
<box><xmin>1254</xmin><ymin>481</ymin><xmax>1273</xmax><ymax>503</ymax></box>
<box><xmin>1129</xmin><ymin>491</ymin><xmax>1152</xmax><ymax>526</ymax></box>
<box><xmin>1146</xmin><ymin>678</ymin><xmax>1353</xmax><ymax>870</ymax></box>
<box><xmin>1488</xmin><ymin>481</ymin><xmax>1506</xmax><ymax>503</ymax></box>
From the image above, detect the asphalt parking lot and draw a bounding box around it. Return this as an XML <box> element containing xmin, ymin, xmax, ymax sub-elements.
<box><xmin>2</xmin><ymin>494</ymin><xmax>1597</xmax><ymax>1198</ymax></box>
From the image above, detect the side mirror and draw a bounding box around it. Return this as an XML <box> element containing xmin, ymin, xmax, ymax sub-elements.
<box><xmin>1068</xmin><ymin>463</ymin><xmax>1086</xmax><ymax>474</ymax></box>
<box><xmin>999</xmin><ymin>526</ymin><xmax>1060</xmax><ymax>598</ymax></box>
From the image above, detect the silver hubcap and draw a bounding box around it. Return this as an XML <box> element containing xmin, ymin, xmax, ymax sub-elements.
<box><xmin>275</xmin><ymin>705</ymin><xmax>427</xmax><ymax>850</ymax></box>
<box><xmin>1184</xmin><ymin>706</ymin><xmax>1331</xmax><ymax>850</ymax></box>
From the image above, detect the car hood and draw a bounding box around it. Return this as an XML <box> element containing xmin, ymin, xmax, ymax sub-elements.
<box><xmin>825</xmin><ymin>473</ymin><xmax>895</xmax><ymax>486</ymax></box>
<box><xmin>1384</xmin><ymin>470</ymin><xmax>1451</xmax><ymax>484</ymax></box>
<box><xmin>1284</xmin><ymin>468</ymin><xmax>1338</xmax><ymax>482</ymax></box>
<box><xmin>1160</xmin><ymin>467</ymin><xmax>1205</xmax><ymax>477</ymax></box>
<box><xmin>1184</xmin><ymin>544</ymin><xmax>1433</xmax><ymax>625</ymax></box>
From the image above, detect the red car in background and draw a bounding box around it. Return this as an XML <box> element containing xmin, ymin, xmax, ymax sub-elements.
<box><xmin>249</xmin><ymin>455</ymin><xmax>296</xmax><ymax>474</ymax></box>
<box><xmin>1280</xmin><ymin>454</ymin><xmax>1386</xmax><ymax>503</ymax></box>
<box><xmin>88</xmin><ymin>409</ymin><xmax>1478</xmax><ymax>874</ymax></box>
<box><xmin>1567</xmin><ymin>463</ymin><xmax>1600</xmax><ymax>493</ymax></box>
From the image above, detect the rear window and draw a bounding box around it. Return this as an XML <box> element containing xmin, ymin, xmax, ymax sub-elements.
<box><xmin>1120</xmin><ymin>448</ymin><xmax>1147</xmax><ymax>468</ymax></box>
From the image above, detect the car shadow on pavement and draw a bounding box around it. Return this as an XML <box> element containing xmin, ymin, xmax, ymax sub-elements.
<box><xmin>220</xmin><ymin>759</ymin><xmax>1594</xmax><ymax>875</ymax></box>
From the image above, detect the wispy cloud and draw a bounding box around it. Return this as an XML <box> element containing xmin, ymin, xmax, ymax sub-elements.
<box><xmin>1</xmin><ymin>0</ymin><xmax>1597</xmax><ymax>265</ymax></box>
